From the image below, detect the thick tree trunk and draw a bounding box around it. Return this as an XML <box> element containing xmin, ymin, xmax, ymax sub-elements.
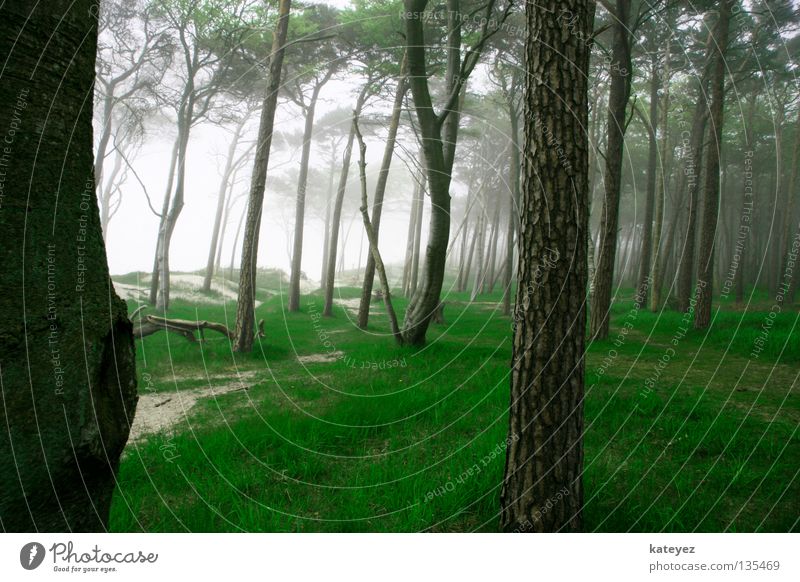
<box><xmin>322</xmin><ymin>86</ymin><xmax>370</xmax><ymax>316</ymax></box>
<box><xmin>650</xmin><ymin>33</ymin><xmax>672</xmax><ymax>311</ymax></box>
<box><xmin>635</xmin><ymin>56</ymin><xmax>660</xmax><ymax>308</ymax></box>
<box><xmin>0</xmin><ymin>0</ymin><xmax>137</xmax><ymax>531</ymax></box>
<box><xmin>589</xmin><ymin>0</ymin><xmax>632</xmax><ymax>340</ymax></box>
<box><xmin>676</xmin><ymin>89</ymin><xmax>709</xmax><ymax>312</ymax></box>
<box><xmin>232</xmin><ymin>0</ymin><xmax>291</xmax><ymax>352</ymax></box>
<box><xmin>357</xmin><ymin>61</ymin><xmax>408</xmax><ymax>328</ymax></box>
<box><xmin>500</xmin><ymin>0</ymin><xmax>591</xmax><ymax>533</ymax></box>
<box><xmin>288</xmin><ymin>83</ymin><xmax>325</xmax><ymax>312</ymax></box>
<box><xmin>695</xmin><ymin>1</ymin><xmax>732</xmax><ymax>329</ymax></box>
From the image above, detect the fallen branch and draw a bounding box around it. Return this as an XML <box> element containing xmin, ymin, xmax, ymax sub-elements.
<box><xmin>132</xmin><ymin>310</ymin><xmax>265</xmax><ymax>343</ymax></box>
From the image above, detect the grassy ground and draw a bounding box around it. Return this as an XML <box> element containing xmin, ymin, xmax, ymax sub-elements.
<box><xmin>110</xmin><ymin>281</ymin><xmax>799</xmax><ymax>532</ymax></box>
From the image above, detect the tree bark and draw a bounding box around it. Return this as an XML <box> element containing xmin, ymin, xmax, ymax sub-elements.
<box><xmin>357</xmin><ymin>59</ymin><xmax>408</xmax><ymax>328</ymax></box>
<box><xmin>232</xmin><ymin>0</ymin><xmax>291</xmax><ymax>352</ymax></box>
<box><xmin>500</xmin><ymin>0</ymin><xmax>591</xmax><ymax>533</ymax></box>
<box><xmin>694</xmin><ymin>1</ymin><xmax>732</xmax><ymax>329</ymax></box>
<box><xmin>0</xmin><ymin>0</ymin><xmax>137</xmax><ymax>531</ymax></box>
<box><xmin>589</xmin><ymin>0</ymin><xmax>632</xmax><ymax>340</ymax></box>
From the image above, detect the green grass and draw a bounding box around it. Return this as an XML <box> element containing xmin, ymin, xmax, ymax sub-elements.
<box><xmin>110</xmin><ymin>284</ymin><xmax>799</xmax><ymax>532</ymax></box>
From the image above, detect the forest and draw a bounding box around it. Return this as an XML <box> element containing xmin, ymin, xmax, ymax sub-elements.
<box><xmin>0</xmin><ymin>0</ymin><xmax>798</xmax><ymax>534</ymax></box>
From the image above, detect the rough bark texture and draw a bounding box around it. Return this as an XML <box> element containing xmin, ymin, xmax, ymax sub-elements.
<box><xmin>589</xmin><ymin>0</ymin><xmax>632</xmax><ymax>340</ymax></box>
<box><xmin>694</xmin><ymin>1</ymin><xmax>732</xmax><ymax>329</ymax></box>
<box><xmin>0</xmin><ymin>0</ymin><xmax>138</xmax><ymax>531</ymax></box>
<box><xmin>356</xmin><ymin>61</ymin><xmax>407</xmax><ymax>329</ymax></box>
<box><xmin>232</xmin><ymin>0</ymin><xmax>291</xmax><ymax>352</ymax></box>
<box><xmin>500</xmin><ymin>0</ymin><xmax>591</xmax><ymax>533</ymax></box>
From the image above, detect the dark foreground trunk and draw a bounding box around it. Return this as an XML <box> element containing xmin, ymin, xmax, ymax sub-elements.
<box><xmin>0</xmin><ymin>0</ymin><xmax>137</xmax><ymax>531</ymax></box>
<box><xmin>500</xmin><ymin>0</ymin><xmax>591</xmax><ymax>533</ymax></box>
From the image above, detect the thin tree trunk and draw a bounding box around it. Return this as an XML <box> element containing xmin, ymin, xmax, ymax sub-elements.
<box><xmin>357</xmin><ymin>58</ymin><xmax>408</xmax><ymax>329</ymax></box>
<box><xmin>149</xmin><ymin>139</ymin><xmax>179</xmax><ymax>305</ymax></box>
<box><xmin>410</xmin><ymin>175</ymin><xmax>425</xmax><ymax>295</ymax></box>
<box><xmin>501</xmin><ymin>0</ymin><xmax>591</xmax><ymax>533</ymax></box>
<box><xmin>402</xmin><ymin>178</ymin><xmax>420</xmax><ymax>295</ymax></box>
<box><xmin>232</xmin><ymin>0</ymin><xmax>291</xmax><ymax>352</ymax></box>
<box><xmin>635</xmin><ymin>54</ymin><xmax>660</xmax><ymax>307</ymax></box>
<box><xmin>203</xmin><ymin>118</ymin><xmax>246</xmax><ymax>292</ymax></box>
<box><xmin>322</xmin><ymin>85</ymin><xmax>370</xmax><ymax>316</ymax></box>
<box><xmin>288</xmin><ymin>83</ymin><xmax>325</xmax><ymax>312</ymax></box>
<box><xmin>484</xmin><ymin>200</ymin><xmax>502</xmax><ymax>294</ymax></box>
<box><xmin>353</xmin><ymin>119</ymin><xmax>403</xmax><ymax>344</ymax></box>
<box><xmin>320</xmin><ymin>144</ymin><xmax>337</xmax><ymax>286</ymax></box>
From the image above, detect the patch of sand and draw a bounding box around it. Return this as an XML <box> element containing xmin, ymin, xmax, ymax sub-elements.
<box><xmin>297</xmin><ymin>351</ymin><xmax>344</xmax><ymax>364</ymax></box>
<box><xmin>127</xmin><ymin>371</ymin><xmax>258</xmax><ymax>442</ymax></box>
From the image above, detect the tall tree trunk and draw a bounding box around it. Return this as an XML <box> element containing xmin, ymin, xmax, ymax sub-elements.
<box><xmin>232</xmin><ymin>0</ymin><xmax>291</xmax><ymax>352</ymax></box>
<box><xmin>357</xmin><ymin>61</ymin><xmax>408</xmax><ymax>328</ymax></box>
<box><xmin>500</xmin><ymin>0</ymin><xmax>591</xmax><ymax>533</ymax></box>
<box><xmin>676</xmin><ymin>91</ymin><xmax>709</xmax><ymax>312</ymax></box>
<box><xmin>203</xmin><ymin>117</ymin><xmax>246</xmax><ymax>292</ymax></box>
<box><xmin>149</xmin><ymin>139</ymin><xmax>179</xmax><ymax>305</ymax></box>
<box><xmin>402</xmin><ymin>0</ymin><xmax>491</xmax><ymax>345</ymax></box>
<box><xmin>695</xmin><ymin>1</ymin><xmax>732</xmax><ymax>329</ymax></box>
<box><xmin>0</xmin><ymin>0</ymin><xmax>137</xmax><ymax>531</ymax></box>
<box><xmin>635</xmin><ymin>55</ymin><xmax>660</xmax><ymax>307</ymax></box>
<box><xmin>288</xmin><ymin>83</ymin><xmax>325</xmax><ymax>312</ymax></box>
<box><xmin>589</xmin><ymin>0</ymin><xmax>632</xmax><ymax>340</ymax></box>
<box><xmin>156</xmin><ymin>105</ymin><xmax>193</xmax><ymax>311</ymax></box>
<box><xmin>353</xmin><ymin>119</ymin><xmax>403</xmax><ymax>344</ymax></box>
<box><xmin>650</xmin><ymin>33</ymin><xmax>672</xmax><ymax>311</ymax></box>
<box><xmin>322</xmin><ymin>86</ymin><xmax>370</xmax><ymax>316</ymax></box>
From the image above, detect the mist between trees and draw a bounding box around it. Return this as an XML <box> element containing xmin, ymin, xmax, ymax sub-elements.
<box><xmin>1</xmin><ymin>0</ymin><xmax>798</xmax><ymax>534</ymax></box>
